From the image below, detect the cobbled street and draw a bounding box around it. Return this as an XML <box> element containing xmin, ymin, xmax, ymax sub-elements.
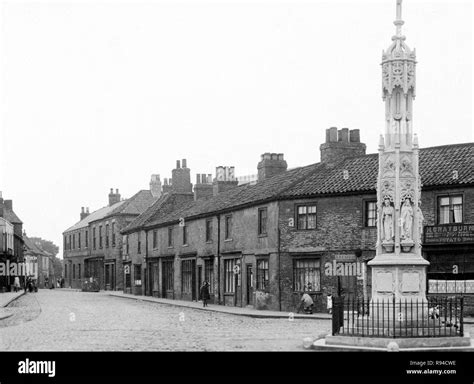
<box><xmin>0</xmin><ymin>290</ymin><xmax>331</xmax><ymax>351</ymax></box>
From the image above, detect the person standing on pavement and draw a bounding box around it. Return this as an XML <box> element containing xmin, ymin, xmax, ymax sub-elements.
<box><xmin>200</xmin><ymin>280</ymin><xmax>210</xmax><ymax>307</ymax></box>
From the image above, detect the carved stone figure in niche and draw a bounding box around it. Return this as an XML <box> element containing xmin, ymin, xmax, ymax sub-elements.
<box><xmin>401</xmin><ymin>198</ymin><xmax>414</xmax><ymax>241</ymax></box>
<box><xmin>400</xmin><ymin>158</ymin><xmax>413</xmax><ymax>176</ymax></box>
<box><xmin>382</xmin><ymin>197</ymin><xmax>395</xmax><ymax>243</ymax></box>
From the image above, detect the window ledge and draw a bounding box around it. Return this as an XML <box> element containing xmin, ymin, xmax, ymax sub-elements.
<box><xmin>224</xmin><ymin>239</ymin><xmax>233</xmax><ymax>242</ymax></box>
<box><xmin>258</xmin><ymin>234</ymin><xmax>268</xmax><ymax>238</ymax></box>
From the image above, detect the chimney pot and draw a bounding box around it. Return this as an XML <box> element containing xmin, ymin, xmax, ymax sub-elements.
<box><xmin>176</xmin><ymin>160</ymin><xmax>181</xmax><ymax>169</ymax></box>
<box><xmin>182</xmin><ymin>159</ymin><xmax>187</xmax><ymax>168</ymax></box>
<box><xmin>116</xmin><ymin>188</ymin><xmax>119</xmax><ymax>194</ymax></box>
<box><xmin>349</xmin><ymin>129</ymin><xmax>360</xmax><ymax>143</ymax></box>
<box><xmin>339</xmin><ymin>128</ymin><xmax>349</xmax><ymax>143</ymax></box>
<box><xmin>328</xmin><ymin>127</ymin><xmax>338</xmax><ymax>142</ymax></box>
<box><xmin>196</xmin><ymin>174</ymin><xmax>201</xmax><ymax>184</ymax></box>
<box><xmin>110</xmin><ymin>188</ymin><xmax>113</xmax><ymax>193</ymax></box>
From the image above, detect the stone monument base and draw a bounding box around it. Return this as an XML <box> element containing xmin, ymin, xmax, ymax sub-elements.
<box><xmin>310</xmin><ymin>333</ymin><xmax>472</xmax><ymax>351</ymax></box>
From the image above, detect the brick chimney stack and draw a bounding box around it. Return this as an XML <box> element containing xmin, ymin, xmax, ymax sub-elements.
<box><xmin>257</xmin><ymin>153</ymin><xmax>287</xmax><ymax>182</ymax></box>
<box><xmin>162</xmin><ymin>178</ymin><xmax>172</xmax><ymax>194</ymax></box>
<box><xmin>213</xmin><ymin>166</ymin><xmax>238</xmax><ymax>196</ymax></box>
<box><xmin>320</xmin><ymin>127</ymin><xmax>366</xmax><ymax>167</ymax></box>
<box><xmin>108</xmin><ymin>188</ymin><xmax>121</xmax><ymax>206</ymax></box>
<box><xmin>171</xmin><ymin>159</ymin><xmax>193</xmax><ymax>194</ymax></box>
<box><xmin>150</xmin><ymin>174</ymin><xmax>162</xmax><ymax>198</ymax></box>
<box><xmin>194</xmin><ymin>173</ymin><xmax>213</xmax><ymax>201</ymax></box>
<box><xmin>81</xmin><ymin>207</ymin><xmax>89</xmax><ymax>220</ymax></box>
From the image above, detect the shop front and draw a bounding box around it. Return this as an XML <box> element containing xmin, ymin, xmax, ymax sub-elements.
<box><xmin>423</xmin><ymin>224</ymin><xmax>474</xmax><ymax>314</ymax></box>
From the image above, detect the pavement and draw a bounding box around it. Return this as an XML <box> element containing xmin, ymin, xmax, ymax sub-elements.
<box><xmin>108</xmin><ymin>291</ymin><xmax>332</xmax><ymax>320</ymax></box>
<box><xmin>108</xmin><ymin>292</ymin><xmax>474</xmax><ymax>323</ymax></box>
<box><xmin>0</xmin><ymin>291</ymin><xmax>25</xmax><ymax>320</ymax></box>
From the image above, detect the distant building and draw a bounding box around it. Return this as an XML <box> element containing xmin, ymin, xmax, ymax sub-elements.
<box><xmin>23</xmin><ymin>234</ymin><xmax>54</xmax><ymax>289</ymax></box>
<box><xmin>62</xmin><ymin>183</ymin><xmax>157</xmax><ymax>291</ymax></box>
<box><xmin>0</xmin><ymin>194</ymin><xmax>24</xmax><ymax>292</ymax></box>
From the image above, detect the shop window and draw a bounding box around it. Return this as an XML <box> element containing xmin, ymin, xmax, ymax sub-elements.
<box><xmin>181</xmin><ymin>260</ymin><xmax>193</xmax><ymax>293</ymax></box>
<box><xmin>293</xmin><ymin>259</ymin><xmax>320</xmax><ymax>292</ymax></box>
<box><xmin>256</xmin><ymin>259</ymin><xmax>269</xmax><ymax>290</ymax></box>
<box><xmin>224</xmin><ymin>259</ymin><xmax>236</xmax><ymax>293</ymax></box>
<box><xmin>134</xmin><ymin>265</ymin><xmax>142</xmax><ymax>286</ymax></box>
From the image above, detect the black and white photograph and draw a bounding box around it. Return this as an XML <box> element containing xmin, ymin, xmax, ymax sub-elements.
<box><xmin>0</xmin><ymin>0</ymin><xmax>473</xmax><ymax>380</ymax></box>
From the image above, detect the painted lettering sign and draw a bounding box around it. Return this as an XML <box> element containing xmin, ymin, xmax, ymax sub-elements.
<box><xmin>424</xmin><ymin>224</ymin><xmax>474</xmax><ymax>244</ymax></box>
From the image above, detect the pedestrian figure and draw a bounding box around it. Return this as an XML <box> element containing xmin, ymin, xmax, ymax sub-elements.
<box><xmin>13</xmin><ymin>276</ymin><xmax>20</xmax><ymax>292</ymax></box>
<box><xmin>60</xmin><ymin>277</ymin><xmax>65</xmax><ymax>288</ymax></box>
<box><xmin>299</xmin><ymin>290</ymin><xmax>314</xmax><ymax>314</ymax></box>
<box><xmin>327</xmin><ymin>294</ymin><xmax>333</xmax><ymax>314</ymax></box>
<box><xmin>429</xmin><ymin>305</ymin><xmax>440</xmax><ymax>320</ymax></box>
<box><xmin>200</xmin><ymin>280</ymin><xmax>210</xmax><ymax>307</ymax></box>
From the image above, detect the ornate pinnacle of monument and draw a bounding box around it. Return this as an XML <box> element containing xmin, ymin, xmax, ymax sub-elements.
<box><xmin>381</xmin><ymin>0</ymin><xmax>417</xmax><ymax>150</ymax></box>
<box><xmin>382</xmin><ymin>0</ymin><xmax>416</xmax><ymax>99</ymax></box>
<box><xmin>394</xmin><ymin>0</ymin><xmax>404</xmax><ymax>37</ymax></box>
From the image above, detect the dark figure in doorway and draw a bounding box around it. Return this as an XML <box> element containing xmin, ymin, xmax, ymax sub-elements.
<box><xmin>200</xmin><ymin>281</ymin><xmax>210</xmax><ymax>307</ymax></box>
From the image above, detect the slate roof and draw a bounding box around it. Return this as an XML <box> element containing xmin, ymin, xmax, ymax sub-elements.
<box><xmin>102</xmin><ymin>190</ymin><xmax>156</xmax><ymax>219</ymax></box>
<box><xmin>23</xmin><ymin>236</ymin><xmax>48</xmax><ymax>256</ymax></box>
<box><xmin>122</xmin><ymin>143</ymin><xmax>473</xmax><ymax>232</ymax></box>
<box><xmin>2</xmin><ymin>208</ymin><xmax>22</xmax><ymax>225</ymax></box>
<box><xmin>64</xmin><ymin>201</ymin><xmax>127</xmax><ymax>233</ymax></box>
<box><xmin>64</xmin><ymin>190</ymin><xmax>156</xmax><ymax>234</ymax></box>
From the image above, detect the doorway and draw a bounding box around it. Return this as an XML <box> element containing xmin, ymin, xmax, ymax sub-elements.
<box><xmin>105</xmin><ymin>263</ymin><xmax>115</xmax><ymax>291</ymax></box>
<box><xmin>198</xmin><ymin>265</ymin><xmax>203</xmax><ymax>300</ymax></box>
<box><xmin>246</xmin><ymin>264</ymin><xmax>253</xmax><ymax>306</ymax></box>
<box><xmin>151</xmin><ymin>262</ymin><xmax>159</xmax><ymax>297</ymax></box>
<box><xmin>162</xmin><ymin>259</ymin><xmax>174</xmax><ymax>299</ymax></box>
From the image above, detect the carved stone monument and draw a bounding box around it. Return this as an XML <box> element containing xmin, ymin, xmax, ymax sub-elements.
<box><xmin>367</xmin><ymin>0</ymin><xmax>429</xmax><ymax>312</ymax></box>
<box><xmin>312</xmin><ymin>0</ymin><xmax>471</xmax><ymax>351</ymax></box>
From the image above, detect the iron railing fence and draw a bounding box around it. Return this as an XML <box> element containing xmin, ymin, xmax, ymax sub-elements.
<box><xmin>332</xmin><ymin>295</ymin><xmax>464</xmax><ymax>338</ymax></box>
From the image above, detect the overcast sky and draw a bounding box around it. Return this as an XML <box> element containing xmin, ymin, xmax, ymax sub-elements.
<box><xmin>0</xmin><ymin>0</ymin><xmax>472</xmax><ymax>258</ymax></box>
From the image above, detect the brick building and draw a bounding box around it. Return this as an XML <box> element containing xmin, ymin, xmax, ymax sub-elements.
<box><xmin>121</xmin><ymin>133</ymin><xmax>474</xmax><ymax>313</ymax></box>
<box><xmin>23</xmin><ymin>234</ymin><xmax>54</xmax><ymax>289</ymax></box>
<box><xmin>63</xmin><ymin>185</ymin><xmax>157</xmax><ymax>290</ymax></box>
<box><xmin>0</xmin><ymin>195</ymin><xmax>24</xmax><ymax>292</ymax></box>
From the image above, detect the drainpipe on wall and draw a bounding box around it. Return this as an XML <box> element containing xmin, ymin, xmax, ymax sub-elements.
<box><xmin>144</xmin><ymin>230</ymin><xmax>148</xmax><ymax>296</ymax></box>
<box><xmin>278</xmin><ymin>227</ymin><xmax>281</xmax><ymax>312</ymax></box>
<box><xmin>217</xmin><ymin>214</ymin><xmax>221</xmax><ymax>305</ymax></box>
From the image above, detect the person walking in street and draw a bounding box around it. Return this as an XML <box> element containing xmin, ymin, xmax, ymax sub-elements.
<box><xmin>200</xmin><ymin>280</ymin><xmax>210</xmax><ymax>307</ymax></box>
<box><xmin>13</xmin><ymin>276</ymin><xmax>20</xmax><ymax>292</ymax></box>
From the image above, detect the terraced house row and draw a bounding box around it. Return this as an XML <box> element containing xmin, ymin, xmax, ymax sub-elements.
<box><xmin>113</xmin><ymin>129</ymin><xmax>473</xmax><ymax>314</ymax></box>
